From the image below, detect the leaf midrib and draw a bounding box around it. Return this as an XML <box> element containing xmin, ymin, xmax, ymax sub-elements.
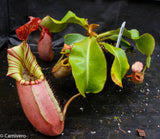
<box><xmin>85</xmin><ymin>38</ymin><xmax>91</xmax><ymax>91</ymax></box>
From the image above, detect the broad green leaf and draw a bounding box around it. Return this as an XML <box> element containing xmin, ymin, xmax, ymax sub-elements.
<box><xmin>103</xmin><ymin>43</ymin><xmax>130</xmax><ymax>87</ymax></box>
<box><xmin>64</xmin><ymin>33</ymin><xmax>86</xmax><ymax>45</ymax></box>
<box><xmin>134</xmin><ymin>33</ymin><xmax>155</xmax><ymax>56</ymax></box>
<box><xmin>123</xmin><ymin>30</ymin><xmax>155</xmax><ymax>59</ymax></box>
<box><xmin>107</xmin><ymin>35</ymin><xmax>131</xmax><ymax>48</ymax></box>
<box><xmin>107</xmin><ymin>35</ymin><xmax>134</xmax><ymax>54</ymax></box>
<box><xmin>127</xmin><ymin>29</ymin><xmax>139</xmax><ymax>39</ymax></box>
<box><xmin>69</xmin><ymin>37</ymin><xmax>107</xmax><ymax>97</ymax></box>
<box><xmin>98</xmin><ymin>28</ymin><xmax>139</xmax><ymax>40</ymax></box>
<box><xmin>98</xmin><ymin>28</ymin><xmax>155</xmax><ymax>67</ymax></box>
<box><xmin>146</xmin><ymin>56</ymin><xmax>151</xmax><ymax>68</ymax></box>
<box><xmin>119</xmin><ymin>29</ymin><xmax>140</xmax><ymax>40</ymax></box>
<box><xmin>101</xmin><ymin>34</ymin><xmax>134</xmax><ymax>54</ymax></box>
<box><xmin>40</xmin><ymin>11</ymin><xmax>88</xmax><ymax>33</ymax></box>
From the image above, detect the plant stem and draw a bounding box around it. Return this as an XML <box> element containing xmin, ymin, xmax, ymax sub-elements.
<box><xmin>97</xmin><ymin>31</ymin><xmax>112</xmax><ymax>39</ymax></box>
<box><xmin>142</xmin><ymin>65</ymin><xmax>147</xmax><ymax>73</ymax></box>
<box><xmin>54</xmin><ymin>54</ymin><xmax>64</xmax><ymax>67</ymax></box>
<box><xmin>63</xmin><ymin>93</ymin><xmax>81</xmax><ymax>116</ymax></box>
<box><xmin>100</xmin><ymin>37</ymin><xmax>110</xmax><ymax>41</ymax></box>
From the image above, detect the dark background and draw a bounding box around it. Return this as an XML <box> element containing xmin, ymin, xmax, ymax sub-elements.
<box><xmin>0</xmin><ymin>0</ymin><xmax>160</xmax><ymax>138</ymax></box>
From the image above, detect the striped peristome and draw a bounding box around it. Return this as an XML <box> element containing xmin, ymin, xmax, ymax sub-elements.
<box><xmin>7</xmin><ymin>41</ymin><xmax>44</xmax><ymax>85</ymax></box>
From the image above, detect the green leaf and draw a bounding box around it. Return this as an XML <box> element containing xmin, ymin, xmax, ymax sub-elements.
<box><xmin>98</xmin><ymin>28</ymin><xmax>139</xmax><ymax>40</ymax></box>
<box><xmin>103</xmin><ymin>43</ymin><xmax>130</xmax><ymax>87</ymax></box>
<box><xmin>40</xmin><ymin>11</ymin><xmax>88</xmax><ymax>33</ymax></box>
<box><xmin>98</xmin><ymin>28</ymin><xmax>155</xmax><ymax>56</ymax></box>
<box><xmin>107</xmin><ymin>35</ymin><xmax>131</xmax><ymax>47</ymax></box>
<box><xmin>118</xmin><ymin>29</ymin><xmax>140</xmax><ymax>40</ymax></box>
<box><xmin>69</xmin><ymin>37</ymin><xmax>107</xmax><ymax>97</ymax></box>
<box><xmin>64</xmin><ymin>33</ymin><xmax>86</xmax><ymax>45</ymax></box>
<box><xmin>127</xmin><ymin>29</ymin><xmax>139</xmax><ymax>39</ymax></box>
<box><xmin>108</xmin><ymin>35</ymin><xmax>134</xmax><ymax>54</ymax></box>
<box><xmin>134</xmin><ymin>33</ymin><xmax>155</xmax><ymax>56</ymax></box>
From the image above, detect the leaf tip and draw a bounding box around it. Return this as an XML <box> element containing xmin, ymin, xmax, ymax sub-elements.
<box><xmin>111</xmin><ymin>73</ymin><xmax>123</xmax><ymax>88</ymax></box>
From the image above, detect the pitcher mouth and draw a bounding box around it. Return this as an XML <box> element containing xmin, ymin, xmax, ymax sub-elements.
<box><xmin>7</xmin><ymin>41</ymin><xmax>44</xmax><ymax>85</ymax></box>
<box><xmin>19</xmin><ymin>68</ymin><xmax>44</xmax><ymax>85</ymax></box>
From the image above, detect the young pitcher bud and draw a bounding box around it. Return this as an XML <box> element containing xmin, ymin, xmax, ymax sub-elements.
<box><xmin>127</xmin><ymin>61</ymin><xmax>144</xmax><ymax>84</ymax></box>
<box><xmin>132</xmin><ymin>61</ymin><xmax>143</xmax><ymax>73</ymax></box>
<box><xmin>61</xmin><ymin>44</ymin><xmax>72</xmax><ymax>54</ymax></box>
<box><xmin>52</xmin><ymin>58</ymin><xmax>71</xmax><ymax>79</ymax></box>
<box><xmin>128</xmin><ymin>72</ymin><xmax>144</xmax><ymax>84</ymax></box>
<box><xmin>38</xmin><ymin>26</ymin><xmax>54</xmax><ymax>61</ymax></box>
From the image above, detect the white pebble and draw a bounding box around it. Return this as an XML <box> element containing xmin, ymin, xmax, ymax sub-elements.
<box><xmin>128</xmin><ymin>130</ymin><xmax>131</xmax><ymax>133</ymax></box>
<box><xmin>61</xmin><ymin>133</ymin><xmax>64</xmax><ymax>136</ymax></box>
<box><xmin>80</xmin><ymin>107</ymin><xmax>84</xmax><ymax>112</ymax></box>
<box><xmin>146</xmin><ymin>89</ymin><xmax>150</xmax><ymax>92</ymax></box>
<box><xmin>91</xmin><ymin>131</ymin><xmax>96</xmax><ymax>134</ymax></box>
